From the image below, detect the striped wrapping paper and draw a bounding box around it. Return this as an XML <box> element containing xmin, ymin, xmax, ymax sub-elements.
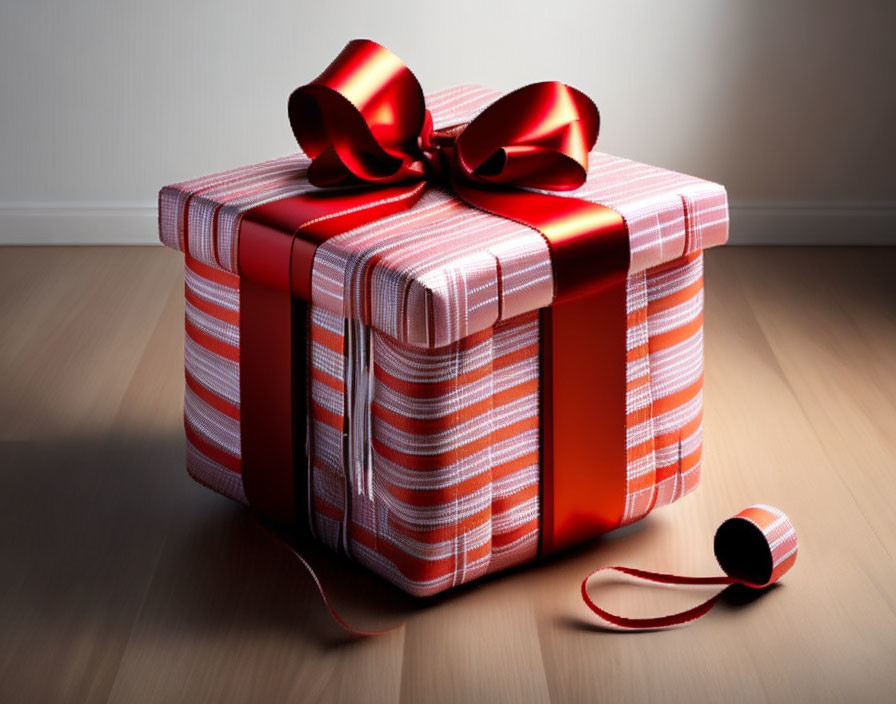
<box><xmin>160</xmin><ymin>86</ymin><xmax>728</xmax><ymax>596</ymax></box>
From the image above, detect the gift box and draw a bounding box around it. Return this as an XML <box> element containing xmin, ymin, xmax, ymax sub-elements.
<box><xmin>158</xmin><ymin>41</ymin><xmax>728</xmax><ymax>597</ymax></box>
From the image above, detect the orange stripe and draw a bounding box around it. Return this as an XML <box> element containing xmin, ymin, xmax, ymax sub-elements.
<box><xmin>651</xmin><ymin>375</ymin><xmax>703</xmax><ymax>417</ymax></box>
<box><xmin>385</xmin><ymin>483</ymin><xmax>537</xmax><ymax>546</ymax></box>
<box><xmin>185</xmin><ymin>370</ymin><xmax>240</xmax><ymax>420</ymax></box>
<box><xmin>627</xmin><ymin>410</ymin><xmax>703</xmax><ymax>463</ymax></box>
<box><xmin>384</xmin><ymin>451</ymin><xmax>539</xmax><ymax>507</ymax></box>
<box><xmin>351</xmin><ymin>523</ymin><xmax>491</xmax><ymax>586</ymax></box>
<box><xmin>647</xmin><ymin>277</ymin><xmax>703</xmax><ymax>316</ymax></box>
<box><xmin>372</xmin><ymin>416</ymin><xmax>538</xmax><ymax>470</ymax></box>
<box><xmin>626</xmin><ymin>374</ymin><xmax>651</xmax><ymax>392</ymax></box>
<box><xmin>310</xmin><ymin>365</ymin><xmax>346</xmax><ymax>393</ymax></box>
<box><xmin>492</xmin><ymin>483</ymin><xmax>538</xmax><ymax>514</ymax></box>
<box><xmin>310</xmin><ymin>323</ymin><xmax>346</xmax><ymax>354</ymax></box>
<box><xmin>492</xmin><ymin>451</ymin><xmax>539</xmax><ymax>481</ymax></box>
<box><xmin>653</xmin><ymin>462</ymin><xmax>678</xmax><ymax>484</ymax></box>
<box><xmin>627</xmin><ymin>406</ymin><xmax>653</xmax><ymax>429</ymax></box>
<box><xmin>185</xmin><ymin>254</ymin><xmax>240</xmax><ymax>289</ymax></box>
<box><xmin>653</xmin><ymin>409</ymin><xmax>703</xmax><ymax>450</ymax></box>
<box><xmin>184</xmin><ymin>286</ymin><xmax>240</xmax><ymax>326</ymax></box>
<box><xmin>626</xmin><ymin>434</ymin><xmax>703</xmax><ymax>495</ymax></box>
<box><xmin>627</xmin><ymin>431</ymin><xmax>669</xmax><ymax>465</ymax></box>
<box><xmin>311</xmin><ymin>400</ymin><xmax>344</xmax><ymax>430</ymax></box>
<box><xmin>374</xmin><ymin>344</ymin><xmax>538</xmax><ymax>398</ymax></box>
<box><xmin>654</xmin><ymin>461</ymin><xmax>678</xmax><ymax>485</ymax></box>
<box><xmin>648</xmin><ymin>313</ymin><xmax>703</xmax><ymax>355</ymax></box>
<box><xmin>371</xmin><ymin>378</ymin><xmax>538</xmax><ymax>435</ymax></box>
<box><xmin>492</xmin><ymin>519</ymin><xmax>538</xmax><ymax>549</ymax></box>
<box><xmin>625</xmin><ymin>277</ymin><xmax>703</xmax><ymax>328</ymax></box>
<box><xmin>184</xmin><ymin>420</ymin><xmax>241</xmax><ymax>474</ymax></box>
<box><xmin>185</xmin><ymin>319</ymin><xmax>240</xmax><ymax>363</ymax></box>
<box><xmin>627</xmin><ymin>343</ymin><xmax>650</xmax><ymax>362</ymax></box>
<box><xmin>388</xmin><ymin>506</ymin><xmax>492</xmax><ymax>544</ymax></box>
<box><xmin>626</xmin><ymin>375</ymin><xmax>703</xmax><ymax>425</ymax></box>
<box><xmin>313</xmin><ymin>495</ymin><xmax>344</xmax><ymax>522</ymax></box>
<box><xmin>386</xmin><ymin>472</ymin><xmax>491</xmax><ymax>508</ymax></box>
<box><xmin>657</xmin><ymin>446</ymin><xmax>703</xmax><ymax>485</ymax></box>
<box><xmin>626</xmin><ymin>469</ymin><xmax>655</xmax><ymax>495</ymax></box>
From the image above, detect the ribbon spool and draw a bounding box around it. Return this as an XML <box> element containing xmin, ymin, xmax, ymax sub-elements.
<box><xmin>581</xmin><ymin>505</ymin><xmax>798</xmax><ymax>630</ymax></box>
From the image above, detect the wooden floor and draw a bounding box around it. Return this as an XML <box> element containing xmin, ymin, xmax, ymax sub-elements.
<box><xmin>0</xmin><ymin>246</ymin><xmax>894</xmax><ymax>703</ymax></box>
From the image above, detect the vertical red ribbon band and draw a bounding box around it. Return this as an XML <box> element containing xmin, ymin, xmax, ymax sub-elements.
<box><xmin>237</xmin><ymin>39</ymin><xmax>631</xmax><ymax>554</ymax></box>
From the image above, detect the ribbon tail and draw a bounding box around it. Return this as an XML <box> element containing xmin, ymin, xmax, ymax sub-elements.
<box><xmin>257</xmin><ymin>518</ymin><xmax>403</xmax><ymax>637</ymax></box>
<box><xmin>581</xmin><ymin>566</ymin><xmax>734</xmax><ymax>631</ymax></box>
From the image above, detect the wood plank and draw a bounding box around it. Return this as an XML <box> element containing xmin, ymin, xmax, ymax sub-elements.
<box><xmin>0</xmin><ymin>245</ymin><xmax>894</xmax><ymax>703</ymax></box>
<box><xmin>0</xmin><ymin>246</ymin><xmax>182</xmax><ymax>440</ymax></box>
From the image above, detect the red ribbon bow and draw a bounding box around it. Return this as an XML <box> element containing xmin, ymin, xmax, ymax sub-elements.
<box><xmin>288</xmin><ymin>39</ymin><xmax>599</xmax><ymax>191</ymax></box>
<box><xmin>264</xmin><ymin>39</ymin><xmax>627</xmax><ymax>305</ymax></box>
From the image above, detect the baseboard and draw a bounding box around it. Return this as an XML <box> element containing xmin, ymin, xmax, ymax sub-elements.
<box><xmin>729</xmin><ymin>201</ymin><xmax>896</xmax><ymax>245</ymax></box>
<box><xmin>0</xmin><ymin>200</ymin><xmax>894</xmax><ymax>246</ymax></box>
<box><xmin>0</xmin><ymin>202</ymin><xmax>160</xmax><ymax>245</ymax></box>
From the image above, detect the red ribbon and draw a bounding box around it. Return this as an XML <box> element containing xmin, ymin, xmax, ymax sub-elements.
<box><xmin>247</xmin><ymin>38</ymin><xmax>628</xmax><ymax>304</ymax></box>
<box><xmin>268</xmin><ymin>504</ymin><xmax>797</xmax><ymax>636</ymax></box>
<box><xmin>581</xmin><ymin>505</ymin><xmax>799</xmax><ymax>630</ymax></box>
<box><xmin>238</xmin><ymin>39</ymin><xmax>630</xmax><ymax>553</ymax></box>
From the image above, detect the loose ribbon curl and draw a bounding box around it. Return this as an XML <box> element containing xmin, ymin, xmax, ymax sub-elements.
<box><xmin>581</xmin><ymin>505</ymin><xmax>798</xmax><ymax>630</ymax></box>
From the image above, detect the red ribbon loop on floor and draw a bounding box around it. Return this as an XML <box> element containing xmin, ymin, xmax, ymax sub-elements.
<box><xmin>581</xmin><ymin>505</ymin><xmax>798</xmax><ymax>630</ymax></box>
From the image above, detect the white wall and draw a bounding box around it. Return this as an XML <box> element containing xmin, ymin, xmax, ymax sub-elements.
<box><xmin>1</xmin><ymin>0</ymin><xmax>894</xmax><ymax>245</ymax></box>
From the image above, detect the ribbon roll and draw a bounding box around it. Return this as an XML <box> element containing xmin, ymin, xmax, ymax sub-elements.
<box><xmin>581</xmin><ymin>505</ymin><xmax>798</xmax><ymax>630</ymax></box>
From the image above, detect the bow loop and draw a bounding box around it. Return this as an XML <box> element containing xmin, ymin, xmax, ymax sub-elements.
<box><xmin>288</xmin><ymin>39</ymin><xmax>428</xmax><ymax>186</ymax></box>
<box><xmin>455</xmin><ymin>82</ymin><xmax>599</xmax><ymax>191</ymax></box>
<box><xmin>288</xmin><ymin>43</ymin><xmax>601</xmax><ymax>193</ymax></box>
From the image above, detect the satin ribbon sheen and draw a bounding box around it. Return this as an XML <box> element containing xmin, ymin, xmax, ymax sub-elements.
<box><xmin>244</xmin><ymin>39</ymin><xmax>627</xmax><ymax>302</ymax></box>
<box><xmin>581</xmin><ymin>505</ymin><xmax>799</xmax><ymax>630</ymax></box>
<box><xmin>238</xmin><ymin>39</ymin><xmax>629</xmax><ymax>551</ymax></box>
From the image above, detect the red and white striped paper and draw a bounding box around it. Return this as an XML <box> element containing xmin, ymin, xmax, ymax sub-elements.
<box><xmin>160</xmin><ymin>85</ymin><xmax>728</xmax><ymax>596</ymax></box>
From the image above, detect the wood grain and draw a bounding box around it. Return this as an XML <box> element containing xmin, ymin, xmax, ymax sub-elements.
<box><xmin>0</xmin><ymin>245</ymin><xmax>894</xmax><ymax>704</ymax></box>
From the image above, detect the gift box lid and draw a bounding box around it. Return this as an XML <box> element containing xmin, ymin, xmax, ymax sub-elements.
<box><xmin>160</xmin><ymin>85</ymin><xmax>728</xmax><ymax>348</ymax></box>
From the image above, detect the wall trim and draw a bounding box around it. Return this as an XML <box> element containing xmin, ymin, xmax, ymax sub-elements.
<box><xmin>729</xmin><ymin>200</ymin><xmax>896</xmax><ymax>245</ymax></box>
<box><xmin>0</xmin><ymin>201</ymin><xmax>160</xmax><ymax>245</ymax></box>
<box><xmin>0</xmin><ymin>199</ymin><xmax>894</xmax><ymax>246</ymax></box>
